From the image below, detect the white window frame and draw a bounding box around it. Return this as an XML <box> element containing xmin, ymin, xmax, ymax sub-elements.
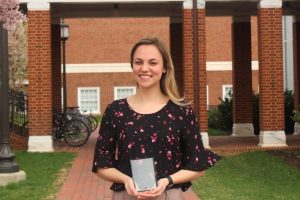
<box><xmin>222</xmin><ymin>85</ymin><xmax>233</xmax><ymax>100</ymax></box>
<box><xmin>77</xmin><ymin>87</ymin><xmax>100</xmax><ymax>114</ymax></box>
<box><xmin>114</xmin><ymin>86</ymin><xmax>136</xmax><ymax>100</ymax></box>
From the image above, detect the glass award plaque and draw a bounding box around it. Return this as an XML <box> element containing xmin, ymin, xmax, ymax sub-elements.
<box><xmin>130</xmin><ymin>158</ymin><xmax>157</xmax><ymax>192</ymax></box>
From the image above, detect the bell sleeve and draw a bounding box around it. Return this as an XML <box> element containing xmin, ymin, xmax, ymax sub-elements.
<box><xmin>181</xmin><ymin>106</ymin><xmax>221</xmax><ymax>171</ymax></box>
<box><xmin>92</xmin><ymin>104</ymin><xmax>117</xmax><ymax>173</ymax></box>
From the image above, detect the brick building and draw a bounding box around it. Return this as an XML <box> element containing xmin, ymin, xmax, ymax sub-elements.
<box><xmin>19</xmin><ymin>0</ymin><xmax>300</xmax><ymax>151</ymax></box>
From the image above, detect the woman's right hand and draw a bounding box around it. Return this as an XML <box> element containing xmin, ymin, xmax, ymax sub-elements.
<box><xmin>124</xmin><ymin>176</ymin><xmax>138</xmax><ymax>197</ymax></box>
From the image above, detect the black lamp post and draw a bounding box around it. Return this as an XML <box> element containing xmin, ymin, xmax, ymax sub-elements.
<box><xmin>0</xmin><ymin>24</ymin><xmax>20</xmax><ymax>173</ymax></box>
<box><xmin>61</xmin><ymin>20</ymin><xmax>69</xmax><ymax>114</ymax></box>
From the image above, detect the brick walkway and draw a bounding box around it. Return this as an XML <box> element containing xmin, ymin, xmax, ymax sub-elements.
<box><xmin>55</xmin><ymin>132</ymin><xmax>300</xmax><ymax>200</ymax></box>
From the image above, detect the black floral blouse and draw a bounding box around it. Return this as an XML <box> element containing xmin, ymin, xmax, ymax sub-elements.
<box><xmin>92</xmin><ymin>98</ymin><xmax>220</xmax><ymax>191</ymax></box>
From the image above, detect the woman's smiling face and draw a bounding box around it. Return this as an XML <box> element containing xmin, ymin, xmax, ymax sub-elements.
<box><xmin>132</xmin><ymin>44</ymin><xmax>166</xmax><ymax>89</ymax></box>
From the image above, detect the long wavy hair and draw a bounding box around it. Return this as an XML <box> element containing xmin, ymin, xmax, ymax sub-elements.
<box><xmin>130</xmin><ymin>37</ymin><xmax>188</xmax><ymax>106</ymax></box>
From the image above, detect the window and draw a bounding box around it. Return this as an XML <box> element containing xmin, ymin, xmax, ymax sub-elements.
<box><xmin>78</xmin><ymin>87</ymin><xmax>100</xmax><ymax>113</ymax></box>
<box><xmin>114</xmin><ymin>86</ymin><xmax>136</xmax><ymax>100</ymax></box>
<box><xmin>222</xmin><ymin>85</ymin><xmax>233</xmax><ymax>100</ymax></box>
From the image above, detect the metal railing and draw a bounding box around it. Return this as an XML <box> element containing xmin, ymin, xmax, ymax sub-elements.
<box><xmin>9</xmin><ymin>89</ymin><xmax>28</xmax><ymax>135</ymax></box>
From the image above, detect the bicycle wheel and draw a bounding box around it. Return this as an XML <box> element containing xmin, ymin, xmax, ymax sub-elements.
<box><xmin>87</xmin><ymin>115</ymin><xmax>98</xmax><ymax>132</ymax></box>
<box><xmin>76</xmin><ymin>116</ymin><xmax>92</xmax><ymax>135</ymax></box>
<box><xmin>63</xmin><ymin>119</ymin><xmax>89</xmax><ymax>147</ymax></box>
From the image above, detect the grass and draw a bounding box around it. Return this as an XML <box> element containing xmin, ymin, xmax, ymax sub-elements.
<box><xmin>208</xmin><ymin>127</ymin><xmax>231</xmax><ymax>136</ymax></box>
<box><xmin>0</xmin><ymin>151</ymin><xmax>77</xmax><ymax>200</ymax></box>
<box><xmin>192</xmin><ymin>151</ymin><xmax>300</xmax><ymax>200</ymax></box>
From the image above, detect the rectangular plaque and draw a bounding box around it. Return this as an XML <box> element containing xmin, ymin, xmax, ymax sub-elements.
<box><xmin>130</xmin><ymin>158</ymin><xmax>157</xmax><ymax>192</ymax></box>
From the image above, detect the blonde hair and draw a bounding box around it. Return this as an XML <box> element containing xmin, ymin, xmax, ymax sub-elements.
<box><xmin>130</xmin><ymin>37</ymin><xmax>189</xmax><ymax>106</ymax></box>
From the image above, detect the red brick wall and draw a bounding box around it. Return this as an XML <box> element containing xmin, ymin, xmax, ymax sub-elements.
<box><xmin>183</xmin><ymin>9</ymin><xmax>194</xmax><ymax>103</ymax></box>
<box><xmin>10</xmin><ymin>132</ymin><xmax>28</xmax><ymax>150</ymax></box>
<box><xmin>294</xmin><ymin>21</ymin><xmax>300</xmax><ymax>111</ymax></box>
<box><xmin>198</xmin><ymin>9</ymin><xmax>208</xmax><ymax>132</ymax></box>
<box><xmin>27</xmin><ymin>11</ymin><xmax>52</xmax><ymax>136</ymax></box>
<box><xmin>258</xmin><ymin>8</ymin><xmax>284</xmax><ymax>131</ymax></box>
<box><xmin>67</xmin><ymin>72</ymin><xmax>135</xmax><ymax>113</ymax></box>
<box><xmin>65</xmin><ymin>18</ymin><xmax>169</xmax><ymax>64</ymax></box>
<box><xmin>63</xmin><ymin>16</ymin><xmax>260</xmax><ymax>110</ymax></box>
<box><xmin>206</xmin><ymin>16</ymin><xmax>258</xmax><ymax>62</ymax></box>
<box><xmin>207</xmin><ymin>70</ymin><xmax>259</xmax><ymax>106</ymax></box>
<box><xmin>232</xmin><ymin>21</ymin><xmax>253</xmax><ymax>123</ymax></box>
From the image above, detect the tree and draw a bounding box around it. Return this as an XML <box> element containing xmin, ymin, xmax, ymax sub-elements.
<box><xmin>0</xmin><ymin>0</ymin><xmax>27</xmax><ymax>176</ymax></box>
<box><xmin>0</xmin><ymin>0</ymin><xmax>26</xmax><ymax>30</ymax></box>
<box><xmin>0</xmin><ymin>1</ymin><xmax>28</xmax><ymax>91</ymax></box>
<box><xmin>8</xmin><ymin>22</ymin><xmax>27</xmax><ymax>91</ymax></box>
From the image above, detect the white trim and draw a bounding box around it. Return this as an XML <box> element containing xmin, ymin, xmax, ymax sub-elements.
<box><xmin>232</xmin><ymin>123</ymin><xmax>255</xmax><ymax>136</ymax></box>
<box><xmin>258</xmin><ymin>131</ymin><xmax>287</xmax><ymax>147</ymax></box>
<box><xmin>77</xmin><ymin>87</ymin><xmax>100</xmax><ymax>114</ymax></box>
<box><xmin>183</xmin><ymin>0</ymin><xmax>205</xmax><ymax>9</ymax></box>
<box><xmin>258</xmin><ymin>0</ymin><xmax>282</xmax><ymax>9</ymax></box>
<box><xmin>114</xmin><ymin>86</ymin><xmax>136</xmax><ymax>100</ymax></box>
<box><xmin>63</xmin><ymin>63</ymin><xmax>132</xmax><ymax>73</ymax></box>
<box><xmin>222</xmin><ymin>84</ymin><xmax>233</xmax><ymax>100</ymax></box>
<box><xmin>26</xmin><ymin>2</ymin><xmax>50</xmax><ymax>11</ymax></box>
<box><xmin>63</xmin><ymin>61</ymin><xmax>259</xmax><ymax>73</ymax></box>
<box><xmin>207</xmin><ymin>61</ymin><xmax>259</xmax><ymax>71</ymax></box>
<box><xmin>28</xmin><ymin>136</ymin><xmax>54</xmax><ymax>152</ymax></box>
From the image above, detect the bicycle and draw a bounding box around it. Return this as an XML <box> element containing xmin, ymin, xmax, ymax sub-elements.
<box><xmin>67</xmin><ymin>106</ymin><xmax>98</xmax><ymax>133</ymax></box>
<box><xmin>53</xmin><ymin>111</ymin><xmax>90</xmax><ymax>147</ymax></box>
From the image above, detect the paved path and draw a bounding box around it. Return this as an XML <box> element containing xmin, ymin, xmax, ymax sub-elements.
<box><xmin>56</xmin><ymin>132</ymin><xmax>300</xmax><ymax>200</ymax></box>
<box><xmin>55</xmin><ymin>132</ymin><xmax>200</xmax><ymax>200</ymax></box>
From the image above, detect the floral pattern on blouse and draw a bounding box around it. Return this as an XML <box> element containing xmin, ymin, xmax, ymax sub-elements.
<box><xmin>92</xmin><ymin>99</ymin><xmax>221</xmax><ymax>191</ymax></box>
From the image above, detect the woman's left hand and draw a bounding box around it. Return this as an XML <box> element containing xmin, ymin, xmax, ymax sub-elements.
<box><xmin>137</xmin><ymin>178</ymin><xmax>169</xmax><ymax>199</ymax></box>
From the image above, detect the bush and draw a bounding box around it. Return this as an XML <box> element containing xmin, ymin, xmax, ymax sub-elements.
<box><xmin>285</xmin><ymin>90</ymin><xmax>294</xmax><ymax>134</ymax></box>
<box><xmin>208</xmin><ymin>108</ymin><xmax>222</xmax><ymax>129</ymax></box>
<box><xmin>217</xmin><ymin>94</ymin><xmax>233</xmax><ymax>132</ymax></box>
<box><xmin>208</xmin><ymin>90</ymin><xmax>295</xmax><ymax>135</ymax></box>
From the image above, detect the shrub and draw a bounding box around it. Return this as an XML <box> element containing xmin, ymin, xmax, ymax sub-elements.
<box><xmin>208</xmin><ymin>108</ymin><xmax>222</xmax><ymax>129</ymax></box>
<box><xmin>217</xmin><ymin>93</ymin><xmax>233</xmax><ymax>132</ymax></box>
<box><xmin>208</xmin><ymin>90</ymin><xmax>294</xmax><ymax>135</ymax></box>
<box><xmin>285</xmin><ymin>90</ymin><xmax>294</xmax><ymax>134</ymax></box>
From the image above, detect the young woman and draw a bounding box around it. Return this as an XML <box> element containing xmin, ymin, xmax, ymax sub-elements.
<box><xmin>92</xmin><ymin>37</ymin><xmax>220</xmax><ymax>200</ymax></box>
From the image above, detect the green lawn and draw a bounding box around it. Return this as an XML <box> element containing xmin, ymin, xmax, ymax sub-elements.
<box><xmin>0</xmin><ymin>151</ymin><xmax>76</xmax><ymax>200</ymax></box>
<box><xmin>192</xmin><ymin>151</ymin><xmax>300</xmax><ymax>200</ymax></box>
